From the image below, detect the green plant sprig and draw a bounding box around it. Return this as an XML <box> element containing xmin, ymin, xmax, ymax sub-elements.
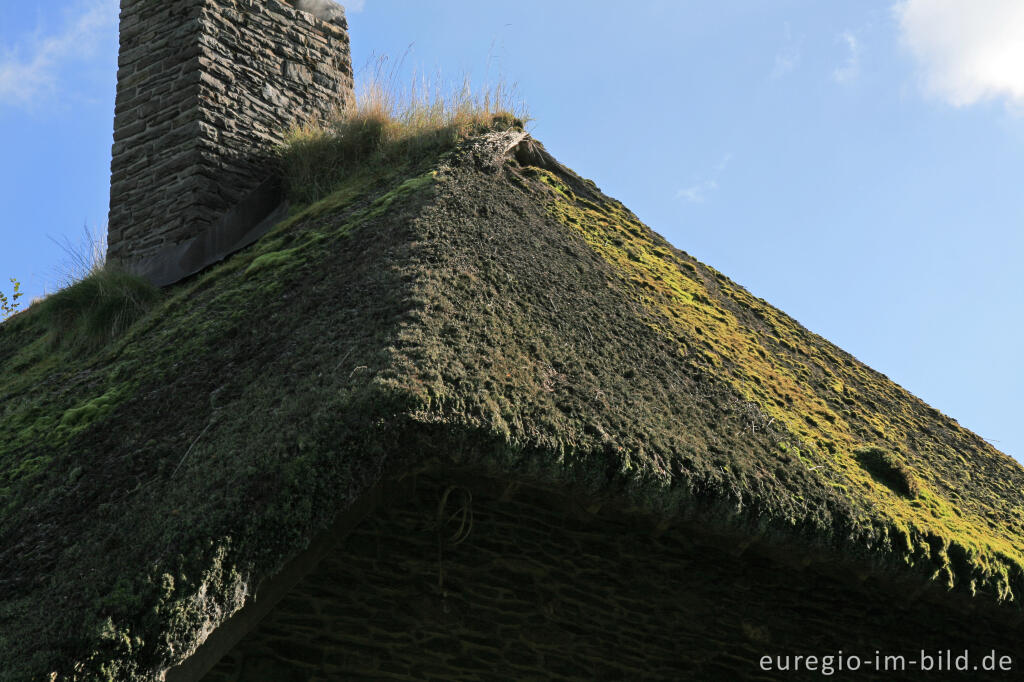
<box><xmin>0</xmin><ymin>278</ymin><xmax>23</xmax><ymax>321</ymax></box>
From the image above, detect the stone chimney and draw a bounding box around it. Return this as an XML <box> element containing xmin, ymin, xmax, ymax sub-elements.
<box><xmin>107</xmin><ymin>0</ymin><xmax>353</xmax><ymax>279</ymax></box>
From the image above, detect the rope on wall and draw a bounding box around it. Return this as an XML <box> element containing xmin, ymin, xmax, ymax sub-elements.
<box><xmin>435</xmin><ymin>484</ymin><xmax>474</xmax><ymax>606</ymax></box>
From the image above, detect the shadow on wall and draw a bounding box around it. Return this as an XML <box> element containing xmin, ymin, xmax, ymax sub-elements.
<box><xmin>134</xmin><ymin>171</ymin><xmax>288</xmax><ymax>288</ymax></box>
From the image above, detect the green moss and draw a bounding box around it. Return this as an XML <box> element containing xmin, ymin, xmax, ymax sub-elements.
<box><xmin>240</xmin><ymin>171</ymin><xmax>435</xmax><ymax>280</ymax></box>
<box><xmin>245</xmin><ymin>247</ymin><xmax>301</xmax><ymax>275</ymax></box>
<box><xmin>526</xmin><ymin>162</ymin><xmax>1024</xmax><ymax>598</ymax></box>
<box><xmin>365</xmin><ymin>171</ymin><xmax>437</xmax><ymax>219</ymax></box>
<box><xmin>256</xmin><ymin>168</ymin><xmax>437</xmax><ymax>266</ymax></box>
<box><xmin>59</xmin><ymin>387</ymin><xmax>125</xmax><ymax>433</ymax></box>
<box><xmin>272</xmin><ymin>169</ymin><xmax>379</xmax><ymax>234</ymax></box>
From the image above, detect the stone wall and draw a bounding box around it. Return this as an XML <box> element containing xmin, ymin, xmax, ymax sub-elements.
<box><xmin>200</xmin><ymin>472</ymin><xmax>1022</xmax><ymax>681</ymax></box>
<box><xmin>107</xmin><ymin>0</ymin><xmax>353</xmax><ymax>269</ymax></box>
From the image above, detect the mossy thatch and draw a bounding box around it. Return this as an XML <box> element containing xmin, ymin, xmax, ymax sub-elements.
<box><xmin>2</xmin><ymin>128</ymin><xmax>1023</xmax><ymax>680</ymax></box>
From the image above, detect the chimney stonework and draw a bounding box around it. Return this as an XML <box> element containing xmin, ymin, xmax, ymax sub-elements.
<box><xmin>107</xmin><ymin>0</ymin><xmax>353</xmax><ymax>269</ymax></box>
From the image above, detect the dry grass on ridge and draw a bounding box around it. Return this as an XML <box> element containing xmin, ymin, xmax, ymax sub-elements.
<box><xmin>279</xmin><ymin>65</ymin><xmax>529</xmax><ymax>205</ymax></box>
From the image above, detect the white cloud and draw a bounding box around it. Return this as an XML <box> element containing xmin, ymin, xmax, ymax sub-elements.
<box><xmin>296</xmin><ymin>0</ymin><xmax>359</xmax><ymax>19</ymax></box>
<box><xmin>676</xmin><ymin>154</ymin><xmax>732</xmax><ymax>204</ymax></box>
<box><xmin>832</xmin><ymin>31</ymin><xmax>861</xmax><ymax>83</ymax></box>
<box><xmin>0</xmin><ymin>1</ymin><xmax>117</xmax><ymax>107</ymax></box>
<box><xmin>677</xmin><ymin>180</ymin><xmax>718</xmax><ymax>204</ymax></box>
<box><xmin>771</xmin><ymin>47</ymin><xmax>800</xmax><ymax>80</ymax></box>
<box><xmin>713</xmin><ymin>152</ymin><xmax>733</xmax><ymax>173</ymax></box>
<box><xmin>770</xmin><ymin>23</ymin><xmax>801</xmax><ymax>80</ymax></box>
<box><xmin>894</xmin><ymin>0</ymin><xmax>1024</xmax><ymax>108</ymax></box>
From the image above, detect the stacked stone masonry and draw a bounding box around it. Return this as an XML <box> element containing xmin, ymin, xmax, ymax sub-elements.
<box><xmin>202</xmin><ymin>473</ymin><xmax>1022</xmax><ymax>681</ymax></box>
<box><xmin>107</xmin><ymin>0</ymin><xmax>353</xmax><ymax>267</ymax></box>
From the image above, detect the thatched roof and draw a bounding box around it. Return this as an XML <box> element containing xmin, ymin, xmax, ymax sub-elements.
<box><xmin>2</xmin><ymin>129</ymin><xmax>1022</xmax><ymax>680</ymax></box>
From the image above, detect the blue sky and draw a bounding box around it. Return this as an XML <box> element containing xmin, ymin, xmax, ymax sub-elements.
<box><xmin>1</xmin><ymin>1</ymin><xmax>1022</xmax><ymax>462</ymax></box>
